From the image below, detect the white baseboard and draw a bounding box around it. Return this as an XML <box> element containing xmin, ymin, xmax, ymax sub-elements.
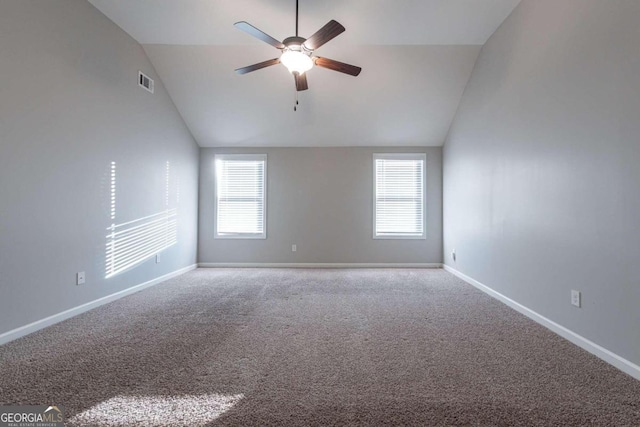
<box><xmin>0</xmin><ymin>264</ymin><xmax>197</xmax><ymax>346</ymax></box>
<box><xmin>443</xmin><ymin>264</ymin><xmax>640</xmax><ymax>381</ymax></box>
<box><xmin>199</xmin><ymin>262</ymin><xmax>443</xmax><ymax>269</ymax></box>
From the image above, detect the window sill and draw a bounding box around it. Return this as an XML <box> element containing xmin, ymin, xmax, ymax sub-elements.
<box><xmin>214</xmin><ymin>234</ymin><xmax>267</xmax><ymax>240</ymax></box>
<box><xmin>373</xmin><ymin>235</ymin><xmax>426</xmax><ymax>240</ymax></box>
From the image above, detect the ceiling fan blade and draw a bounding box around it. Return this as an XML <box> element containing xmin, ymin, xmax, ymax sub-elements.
<box><xmin>234</xmin><ymin>21</ymin><xmax>285</xmax><ymax>49</ymax></box>
<box><xmin>303</xmin><ymin>20</ymin><xmax>345</xmax><ymax>50</ymax></box>
<box><xmin>294</xmin><ymin>72</ymin><xmax>309</xmax><ymax>91</ymax></box>
<box><xmin>235</xmin><ymin>58</ymin><xmax>281</xmax><ymax>75</ymax></box>
<box><xmin>313</xmin><ymin>57</ymin><xmax>361</xmax><ymax>76</ymax></box>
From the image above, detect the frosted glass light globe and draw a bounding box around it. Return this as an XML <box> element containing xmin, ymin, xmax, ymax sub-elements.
<box><xmin>281</xmin><ymin>48</ymin><xmax>313</xmax><ymax>74</ymax></box>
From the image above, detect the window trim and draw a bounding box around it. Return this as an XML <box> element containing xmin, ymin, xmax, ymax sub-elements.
<box><xmin>373</xmin><ymin>153</ymin><xmax>427</xmax><ymax>240</ymax></box>
<box><xmin>214</xmin><ymin>153</ymin><xmax>267</xmax><ymax>240</ymax></box>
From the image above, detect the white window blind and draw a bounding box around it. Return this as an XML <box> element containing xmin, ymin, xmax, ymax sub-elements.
<box><xmin>374</xmin><ymin>153</ymin><xmax>426</xmax><ymax>239</ymax></box>
<box><xmin>215</xmin><ymin>154</ymin><xmax>266</xmax><ymax>239</ymax></box>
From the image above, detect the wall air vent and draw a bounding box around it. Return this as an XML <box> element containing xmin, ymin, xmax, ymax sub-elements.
<box><xmin>138</xmin><ymin>71</ymin><xmax>154</xmax><ymax>93</ymax></box>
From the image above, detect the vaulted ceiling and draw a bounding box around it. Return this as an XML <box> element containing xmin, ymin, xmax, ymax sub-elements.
<box><xmin>89</xmin><ymin>0</ymin><xmax>521</xmax><ymax>147</ymax></box>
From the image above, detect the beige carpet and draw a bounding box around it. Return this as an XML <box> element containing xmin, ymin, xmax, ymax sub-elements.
<box><xmin>0</xmin><ymin>268</ymin><xmax>638</xmax><ymax>426</ymax></box>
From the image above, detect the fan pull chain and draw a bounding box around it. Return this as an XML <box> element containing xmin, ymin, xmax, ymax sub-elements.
<box><xmin>294</xmin><ymin>90</ymin><xmax>299</xmax><ymax>112</ymax></box>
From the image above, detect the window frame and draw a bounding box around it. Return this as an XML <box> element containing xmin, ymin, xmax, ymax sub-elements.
<box><xmin>373</xmin><ymin>153</ymin><xmax>427</xmax><ymax>240</ymax></box>
<box><xmin>214</xmin><ymin>153</ymin><xmax>267</xmax><ymax>240</ymax></box>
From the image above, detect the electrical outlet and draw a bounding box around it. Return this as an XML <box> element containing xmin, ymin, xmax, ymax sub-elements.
<box><xmin>571</xmin><ymin>290</ymin><xmax>581</xmax><ymax>308</ymax></box>
<box><xmin>76</xmin><ymin>271</ymin><xmax>85</xmax><ymax>285</ymax></box>
<box><xmin>291</xmin><ymin>244</ymin><xmax>297</xmax><ymax>252</ymax></box>
<box><xmin>452</xmin><ymin>248</ymin><xmax>456</xmax><ymax>262</ymax></box>
<box><xmin>156</xmin><ymin>254</ymin><xmax>161</xmax><ymax>264</ymax></box>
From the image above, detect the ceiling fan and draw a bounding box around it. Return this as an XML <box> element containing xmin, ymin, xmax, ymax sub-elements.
<box><xmin>234</xmin><ymin>0</ymin><xmax>362</xmax><ymax>93</ymax></box>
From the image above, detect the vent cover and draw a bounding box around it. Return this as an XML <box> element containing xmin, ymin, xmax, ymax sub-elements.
<box><xmin>138</xmin><ymin>71</ymin><xmax>154</xmax><ymax>93</ymax></box>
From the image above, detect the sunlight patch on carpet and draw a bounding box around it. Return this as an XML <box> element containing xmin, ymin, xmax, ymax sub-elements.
<box><xmin>68</xmin><ymin>393</ymin><xmax>244</xmax><ymax>427</ymax></box>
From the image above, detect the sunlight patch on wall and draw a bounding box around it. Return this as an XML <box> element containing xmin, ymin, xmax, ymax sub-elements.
<box><xmin>105</xmin><ymin>161</ymin><xmax>178</xmax><ymax>278</ymax></box>
<box><xmin>110</xmin><ymin>162</ymin><xmax>117</xmax><ymax>220</ymax></box>
<box><xmin>69</xmin><ymin>393</ymin><xmax>244</xmax><ymax>427</ymax></box>
<box><xmin>105</xmin><ymin>209</ymin><xmax>177</xmax><ymax>278</ymax></box>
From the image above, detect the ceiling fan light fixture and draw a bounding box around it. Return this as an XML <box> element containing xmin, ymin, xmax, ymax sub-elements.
<box><xmin>280</xmin><ymin>48</ymin><xmax>313</xmax><ymax>75</ymax></box>
<box><xmin>233</xmin><ymin>0</ymin><xmax>361</xmax><ymax>94</ymax></box>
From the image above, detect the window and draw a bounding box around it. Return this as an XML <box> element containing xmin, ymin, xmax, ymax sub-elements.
<box><xmin>374</xmin><ymin>153</ymin><xmax>426</xmax><ymax>239</ymax></box>
<box><xmin>215</xmin><ymin>154</ymin><xmax>266</xmax><ymax>239</ymax></box>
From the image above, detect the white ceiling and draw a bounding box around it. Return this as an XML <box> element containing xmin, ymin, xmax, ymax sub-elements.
<box><xmin>143</xmin><ymin>44</ymin><xmax>481</xmax><ymax>147</ymax></box>
<box><xmin>88</xmin><ymin>0</ymin><xmax>521</xmax><ymax>46</ymax></box>
<box><xmin>88</xmin><ymin>0</ymin><xmax>521</xmax><ymax>147</ymax></box>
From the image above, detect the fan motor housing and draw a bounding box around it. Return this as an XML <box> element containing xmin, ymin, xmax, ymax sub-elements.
<box><xmin>283</xmin><ymin>36</ymin><xmax>307</xmax><ymax>49</ymax></box>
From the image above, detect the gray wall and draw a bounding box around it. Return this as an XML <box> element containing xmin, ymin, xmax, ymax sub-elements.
<box><xmin>0</xmin><ymin>0</ymin><xmax>199</xmax><ymax>336</ymax></box>
<box><xmin>199</xmin><ymin>147</ymin><xmax>442</xmax><ymax>264</ymax></box>
<box><xmin>443</xmin><ymin>0</ymin><xmax>640</xmax><ymax>366</ymax></box>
